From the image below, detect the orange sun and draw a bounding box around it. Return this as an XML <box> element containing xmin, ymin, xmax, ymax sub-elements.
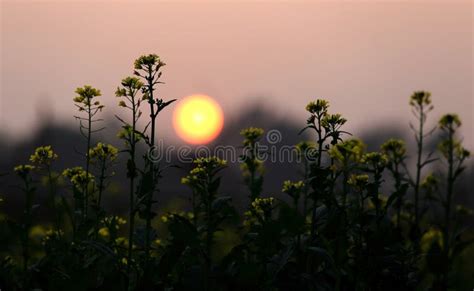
<box><xmin>172</xmin><ymin>94</ymin><xmax>224</xmax><ymax>145</ymax></box>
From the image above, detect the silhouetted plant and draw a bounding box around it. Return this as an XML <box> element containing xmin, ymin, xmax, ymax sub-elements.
<box><xmin>408</xmin><ymin>91</ymin><xmax>435</xmax><ymax>231</ymax></box>
<box><xmin>13</xmin><ymin>165</ymin><xmax>35</xmax><ymax>276</ymax></box>
<box><xmin>1</xmin><ymin>56</ymin><xmax>473</xmax><ymax>291</ymax></box>
<box><xmin>437</xmin><ymin>113</ymin><xmax>470</xmax><ymax>286</ymax></box>
<box><xmin>381</xmin><ymin>139</ymin><xmax>408</xmax><ymax>228</ymax></box>
<box><xmin>116</xmin><ymin>76</ymin><xmax>144</xmax><ymax>289</ymax></box>
<box><xmin>240</xmin><ymin>127</ymin><xmax>265</xmax><ymax>202</ymax></box>
<box><xmin>88</xmin><ymin>143</ymin><xmax>118</xmax><ymax>238</ymax></box>
<box><xmin>133</xmin><ymin>54</ymin><xmax>176</xmax><ymax>268</ymax></box>
<box><xmin>29</xmin><ymin>146</ymin><xmax>61</xmax><ymax>234</ymax></box>
<box><xmin>73</xmin><ymin>86</ymin><xmax>103</xmax><ymax>223</ymax></box>
<box><xmin>180</xmin><ymin>157</ymin><xmax>233</xmax><ymax>289</ymax></box>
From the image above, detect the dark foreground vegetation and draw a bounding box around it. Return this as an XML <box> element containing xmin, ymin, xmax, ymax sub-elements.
<box><xmin>0</xmin><ymin>54</ymin><xmax>472</xmax><ymax>290</ymax></box>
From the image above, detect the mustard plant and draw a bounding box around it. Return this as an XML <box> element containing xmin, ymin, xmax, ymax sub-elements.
<box><xmin>13</xmin><ymin>164</ymin><xmax>35</xmax><ymax>275</ymax></box>
<box><xmin>62</xmin><ymin>166</ymin><xmax>95</xmax><ymax>237</ymax></box>
<box><xmin>88</xmin><ymin>143</ymin><xmax>118</xmax><ymax>237</ymax></box>
<box><xmin>437</xmin><ymin>113</ymin><xmax>470</xmax><ymax>283</ymax></box>
<box><xmin>134</xmin><ymin>54</ymin><xmax>176</xmax><ymax>264</ymax></box>
<box><xmin>302</xmin><ymin>100</ymin><xmax>349</xmax><ymax>239</ymax></box>
<box><xmin>295</xmin><ymin>141</ymin><xmax>316</xmax><ymax>220</ymax></box>
<box><xmin>73</xmin><ymin>85</ymin><xmax>103</xmax><ymax>223</ymax></box>
<box><xmin>361</xmin><ymin>152</ymin><xmax>388</xmax><ymax>223</ymax></box>
<box><xmin>29</xmin><ymin>146</ymin><xmax>60</xmax><ymax>233</ymax></box>
<box><xmin>116</xmin><ymin>76</ymin><xmax>144</xmax><ymax>289</ymax></box>
<box><xmin>408</xmin><ymin>91</ymin><xmax>435</xmax><ymax>230</ymax></box>
<box><xmin>240</xmin><ymin>127</ymin><xmax>265</xmax><ymax>202</ymax></box>
<box><xmin>181</xmin><ymin>156</ymin><xmax>230</xmax><ymax>289</ymax></box>
<box><xmin>381</xmin><ymin>139</ymin><xmax>409</xmax><ymax>228</ymax></box>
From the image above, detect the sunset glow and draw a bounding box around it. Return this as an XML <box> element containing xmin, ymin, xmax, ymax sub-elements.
<box><xmin>173</xmin><ymin>95</ymin><xmax>224</xmax><ymax>144</ymax></box>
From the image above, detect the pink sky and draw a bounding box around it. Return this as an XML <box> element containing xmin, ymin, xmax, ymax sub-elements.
<box><xmin>1</xmin><ymin>1</ymin><xmax>472</xmax><ymax>148</ymax></box>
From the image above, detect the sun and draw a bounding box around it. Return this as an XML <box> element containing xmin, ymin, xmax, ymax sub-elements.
<box><xmin>173</xmin><ymin>94</ymin><xmax>224</xmax><ymax>145</ymax></box>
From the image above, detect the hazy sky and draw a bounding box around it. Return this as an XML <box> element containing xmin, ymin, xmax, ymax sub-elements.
<box><xmin>1</xmin><ymin>1</ymin><xmax>472</xmax><ymax>148</ymax></box>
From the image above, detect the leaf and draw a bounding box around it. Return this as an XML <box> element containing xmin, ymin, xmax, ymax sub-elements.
<box><xmin>157</xmin><ymin>99</ymin><xmax>177</xmax><ymax>113</ymax></box>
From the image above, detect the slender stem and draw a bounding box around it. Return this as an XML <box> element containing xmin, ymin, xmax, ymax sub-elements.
<box><xmin>311</xmin><ymin>114</ymin><xmax>323</xmax><ymax>238</ymax></box>
<box><xmin>22</xmin><ymin>177</ymin><xmax>32</xmax><ymax>274</ymax></box>
<box><xmin>84</xmin><ymin>99</ymin><xmax>93</xmax><ymax>222</ymax></box>
<box><xmin>127</xmin><ymin>95</ymin><xmax>137</xmax><ymax>290</ymax></box>
<box><xmin>205</xmin><ymin>175</ymin><xmax>213</xmax><ymax>290</ymax></box>
<box><xmin>47</xmin><ymin>167</ymin><xmax>61</xmax><ymax>236</ymax></box>
<box><xmin>97</xmin><ymin>159</ymin><xmax>106</xmax><ymax>212</ymax></box>
<box><xmin>414</xmin><ymin>104</ymin><xmax>424</xmax><ymax>228</ymax></box>
<box><xmin>145</xmin><ymin>66</ymin><xmax>156</xmax><ymax>263</ymax></box>
<box><xmin>444</xmin><ymin>126</ymin><xmax>454</xmax><ymax>265</ymax></box>
<box><xmin>394</xmin><ymin>163</ymin><xmax>402</xmax><ymax>228</ymax></box>
<box><xmin>95</xmin><ymin>159</ymin><xmax>106</xmax><ymax>239</ymax></box>
<box><xmin>302</xmin><ymin>159</ymin><xmax>309</xmax><ymax>220</ymax></box>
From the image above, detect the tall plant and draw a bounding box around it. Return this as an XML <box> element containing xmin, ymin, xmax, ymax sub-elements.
<box><xmin>133</xmin><ymin>54</ymin><xmax>176</xmax><ymax>263</ymax></box>
<box><xmin>73</xmin><ymin>86</ymin><xmax>103</xmax><ymax>223</ymax></box>
<box><xmin>116</xmin><ymin>76</ymin><xmax>144</xmax><ymax>289</ymax></box>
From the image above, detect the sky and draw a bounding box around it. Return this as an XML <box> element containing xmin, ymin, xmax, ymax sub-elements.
<box><xmin>1</xmin><ymin>1</ymin><xmax>473</xmax><ymax>148</ymax></box>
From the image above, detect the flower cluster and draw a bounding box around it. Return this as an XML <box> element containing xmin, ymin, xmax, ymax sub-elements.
<box><xmin>134</xmin><ymin>54</ymin><xmax>166</xmax><ymax>71</ymax></box>
<box><xmin>62</xmin><ymin>166</ymin><xmax>94</xmax><ymax>188</ymax></box>
<box><xmin>348</xmin><ymin>174</ymin><xmax>369</xmax><ymax>191</ymax></box>
<box><xmin>89</xmin><ymin>143</ymin><xmax>119</xmax><ymax>162</ymax></box>
<box><xmin>243</xmin><ymin>197</ymin><xmax>275</xmax><ymax>226</ymax></box>
<box><xmin>409</xmin><ymin>91</ymin><xmax>432</xmax><ymax>107</ymax></box>
<box><xmin>29</xmin><ymin>145</ymin><xmax>58</xmax><ymax>166</ymax></box>
<box><xmin>329</xmin><ymin>139</ymin><xmax>366</xmax><ymax>168</ymax></box>
<box><xmin>115</xmin><ymin>77</ymin><xmax>144</xmax><ymax>99</ymax></box>
<box><xmin>439</xmin><ymin>113</ymin><xmax>461</xmax><ymax>130</ymax></box>
<box><xmin>240</xmin><ymin>127</ymin><xmax>264</xmax><ymax>147</ymax></box>
<box><xmin>321</xmin><ymin>113</ymin><xmax>347</xmax><ymax>131</ymax></box>
<box><xmin>74</xmin><ymin>85</ymin><xmax>103</xmax><ymax>110</ymax></box>
<box><xmin>305</xmin><ymin>99</ymin><xmax>329</xmax><ymax>115</ymax></box>
<box><xmin>14</xmin><ymin>164</ymin><xmax>35</xmax><ymax>178</ymax></box>
<box><xmin>362</xmin><ymin>152</ymin><xmax>389</xmax><ymax>171</ymax></box>
<box><xmin>181</xmin><ymin>157</ymin><xmax>227</xmax><ymax>186</ymax></box>
<box><xmin>282</xmin><ymin>180</ymin><xmax>304</xmax><ymax>195</ymax></box>
<box><xmin>381</xmin><ymin>139</ymin><xmax>406</xmax><ymax>163</ymax></box>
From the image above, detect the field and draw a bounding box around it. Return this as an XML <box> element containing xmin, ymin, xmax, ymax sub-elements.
<box><xmin>0</xmin><ymin>54</ymin><xmax>473</xmax><ymax>290</ymax></box>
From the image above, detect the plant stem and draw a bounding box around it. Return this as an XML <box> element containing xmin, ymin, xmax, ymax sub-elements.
<box><xmin>84</xmin><ymin>99</ymin><xmax>93</xmax><ymax>222</ymax></box>
<box><xmin>95</xmin><ymin>159</ymin><xmax>106</xmax><ymax>239</ymax></box>
<box><xmin>414</xmin><ymin>104</ymin><xmax>424</xmax><ymax>229</ymax></box>
<box><xmin>443</xmin><ymin>125</ymin><xmax>455</xmax><ymax>276</ymax></box>
<box><xmin>127</xmin><ymin>95</ymin><xmax>137</xmax><ymax>290</ymax></box>
<box><xmin>311</xmin><ymin>114</ymin><xmax>323</xmax><ymax>238</ymax></box>
<box><xmin>21</xmin><ymin>176</ymin><xmax>33</xmax><ymax>278</ymax></box>
<box><xmin>145</xmin><ymin>66</ymin><xmax>156</xmax><ymax>263</ymax></box>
